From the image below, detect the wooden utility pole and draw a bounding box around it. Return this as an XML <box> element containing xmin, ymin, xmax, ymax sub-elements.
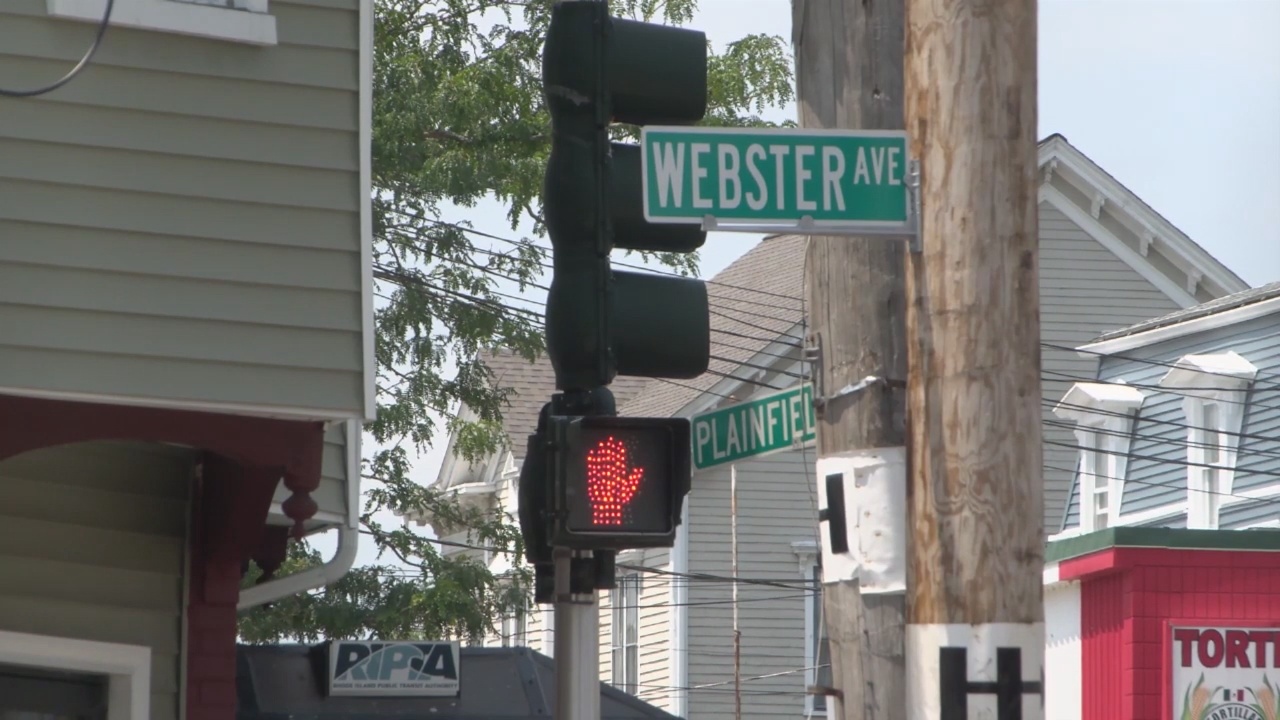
<box><xmin>903</xmin><ymin>0</ymin><xmax>1045</xmax><ymax>717</ymax></box>
<box><xmin>794</xmin><ymin>0</ymin><xmax>907</xmax><ymax>718</ymax></box>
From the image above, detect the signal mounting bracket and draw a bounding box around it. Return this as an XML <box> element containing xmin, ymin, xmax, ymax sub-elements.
<box><xmin>694</xmin><ymin>157</ymin><xmax>923</xmax><ymax>254</ymax></box>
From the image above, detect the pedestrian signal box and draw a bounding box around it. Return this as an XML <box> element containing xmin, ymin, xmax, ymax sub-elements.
<box><xmin>548</xmin><ymin>415</ymin><xmax>692</xmax><ymax>550</ymax></box>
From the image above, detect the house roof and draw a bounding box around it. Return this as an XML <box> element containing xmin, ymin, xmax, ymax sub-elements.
<box><xmin>1038</xmin><ymin>134</ymin><xmax>1249</xmax><ymax>301</ymax></box>
<box><xmin>619</xmin><ymin>234</ymin><xmax>808</xmax><ymax>418</ymax></box>
<box><xmin>1091</xmin><ymin>281</ymin><xmax>1280</xmax><ymax>343</ymax></box>
<box><xmin>1045</xmin><ymin>526</ymin><xmax>1280</xmax><ymax>566</ymax></box>
<box><xmin>236</xmin><ymin>644</ymin><xmax>677</xmax><ymax>720</ymax></box>
<box><xmin>479</xmin><ymin>347</ymin><xmax>651</xmax><ymax>449</ymax></box>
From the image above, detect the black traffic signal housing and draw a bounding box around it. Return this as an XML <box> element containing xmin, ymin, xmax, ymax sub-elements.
<box><xmin>540</xmin><ymin>0</ymin><xmax>711</xmax><ymax>392</ymax></box>
<box><xmin>546</xmin><ymin>414</ymin><xmax>691</xmax><ymax>550</ymax></box>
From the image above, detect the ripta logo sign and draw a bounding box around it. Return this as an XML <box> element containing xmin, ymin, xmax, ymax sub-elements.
<box><xmin>328</xmin><ymin>641</ymin><xmax>461</xmax><ymax>697</ymax></box>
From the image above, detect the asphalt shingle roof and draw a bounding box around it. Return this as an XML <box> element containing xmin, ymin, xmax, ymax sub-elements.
<box><xmin>478</xmin><ymin>348</ymin><xmax>650</xmax><ymax>449</ymax></box>
<box><xmin>619</xmin><ymin>233</ymin><xmax>807</xmax><ymax>418</ymax></box>
<box><xmin>1092</xmin><ymin>281</ymin><xmax>1280</xmax><ymax>342</ymax></box>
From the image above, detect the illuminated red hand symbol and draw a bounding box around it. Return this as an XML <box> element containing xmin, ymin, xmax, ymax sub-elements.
<box><xmin>585</xmin><ymin>436</ymin><xmax>644</xmax><ymax>526</ymax></box>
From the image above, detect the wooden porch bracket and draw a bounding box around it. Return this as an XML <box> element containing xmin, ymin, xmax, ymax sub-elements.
<box><xmin>0</xmin><ymin>393</ymin><xmax>326</xmax><ymax>537</ymax></box>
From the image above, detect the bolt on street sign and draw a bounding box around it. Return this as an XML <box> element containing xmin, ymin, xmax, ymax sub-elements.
<box><xmin>691</xmin><ymin>384</ymin><xmax>816</xmax><ymax>470</ymax></box>
<box><xmin>641</xmin><ymin>127</ymin><xmax>914</xmax><ymax>237</ymax></box>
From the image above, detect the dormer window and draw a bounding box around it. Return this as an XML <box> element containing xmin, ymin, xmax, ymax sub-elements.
<box><xmin>1158</xmin><ymin>351</ymin><xmax>1256</xmax><ymax>529</ymax></box>
<box><xmin>1054</xmin><ymin>382</ymin><xmax>1146</xmax><ymax>533</ymax></box>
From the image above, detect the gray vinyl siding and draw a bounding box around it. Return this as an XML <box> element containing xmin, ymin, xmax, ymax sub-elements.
<box><xmin>1038</xmin><ymin>202</ymin><xmax>1183</xmax><ymax>532</ymax></box>
<box><xmin>0</xmin><ymin>441</ymin><xmax>192</xmax><ymax>720</ymax></box>
<box><xmin>268</xmin><ymin>422</ymin><xmax>351</xmax><ymax>525</ymax></box>
<box><xmin>1223</xmin><ymin>499</ymin><xmax>1280</xmax><ymax>528</ymax></box>
<box><xmin>1067</xmin><ymin>311</ymin><xmax>1280</xmax><ymax>530</ymax></box>
<box><xmin>0</xmin><ymin>0</ymin><xmax>365</xmax><ymax>417</ymax></box>
<box><xmin>686</xmin><ymin>449</ymin><xmax>818</xmax><ymax>720</ymax></box>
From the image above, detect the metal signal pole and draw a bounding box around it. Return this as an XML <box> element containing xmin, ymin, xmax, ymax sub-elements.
<box><xmin>902</xmin><ymin>0</ymin><xmax>1046</xmax><ymax>716</ymax></box>
<box><xmin>554</xmin><ymin>548</ymin><xmax>600</xmax><ymax>720</ymax></box>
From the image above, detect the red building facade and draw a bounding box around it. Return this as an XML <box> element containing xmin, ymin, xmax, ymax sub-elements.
<box><xmin>1047</xmin><ymin>527</ymin><xmax>1280</xmax><ymax>720</ymax></box>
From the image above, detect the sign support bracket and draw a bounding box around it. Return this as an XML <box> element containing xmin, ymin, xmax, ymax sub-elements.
<box><xmin>695</xmin><ymin>157</ymin><xmax>923</xmax><ymax>254</ymax></box>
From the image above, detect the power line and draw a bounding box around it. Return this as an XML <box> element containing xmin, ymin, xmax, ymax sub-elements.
<box><xmin>1043</xmin><ymin>399</ymin><xmax>1280</xmax><ymax>447</ymax></box>
<box><xmin>0</xmin><ymin>0</ymin><xmax>114</xmax><ymax>97</ymax></box>
<box><xmin>400</xmin><ymin>213</ymin><xmax>807</xmax><ymax>308</ymax></box>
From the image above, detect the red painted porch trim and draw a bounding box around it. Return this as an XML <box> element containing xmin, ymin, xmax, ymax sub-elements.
<box><xmin>0</xmin><ymin>393</ymin><xmax>325</xmax><ymax>536</ymax></box>
<box><xmin>186</xmin><ymin>455</ymin><xmax>287</xmax><ymax>720</ymax></box>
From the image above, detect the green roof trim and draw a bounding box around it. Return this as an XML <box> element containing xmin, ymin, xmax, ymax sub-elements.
<box><xmin>1045</xmin><ymin>527</ymin><xmax>1280</xmax><ymax>564</ymax></box>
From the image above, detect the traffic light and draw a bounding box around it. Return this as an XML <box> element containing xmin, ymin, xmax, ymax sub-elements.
<box><xmin>541</xmin><ymin>0</ymin><xmax>711</xmax><ymax>392</ymax></box>
<box><xmin>546</xmin><ymin>414</ymin><xmax>691</xmax><ymax>550</ymax></box>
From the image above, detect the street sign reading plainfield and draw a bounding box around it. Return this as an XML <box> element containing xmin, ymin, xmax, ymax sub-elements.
<box><xmin>641</xmin><ymin>127</ymin><xmax>911</xmax><ymax>233</ymax></box>
<box><xmin>692</xmin><ymin>384</ymin><xmax>815</xmax><ymax>470</ymax></box>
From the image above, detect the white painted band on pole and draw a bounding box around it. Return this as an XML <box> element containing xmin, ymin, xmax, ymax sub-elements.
<box><xmin>906</xmin><ymin>623</ymin><xmax>1045</xmax><ymax>720</ymax></box>
<box><xmin>814</xmin><ymin>447</ymin><xmax>906</xmax><ymax>592</ymax></box>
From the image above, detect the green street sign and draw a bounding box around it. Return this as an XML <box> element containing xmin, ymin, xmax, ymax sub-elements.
<box><xmin>641</xmin><ymin>127</ymin><xmax>913</xmax><ymax>235</ymax></box>
<box><xmin>691</xmin><ymin>384</ymin><xmax>816</xmax><ymax>470</ymax></box>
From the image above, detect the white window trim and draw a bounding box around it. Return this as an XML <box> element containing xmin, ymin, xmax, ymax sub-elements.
<box><xmin>48</xmin><ymin>0</ymin><xmax>278</xmax><ymax>46</ymax></box>
<box><xmin>1053</xmin><ymin>382</ymin><xmax>1145</xmax><ymax>532</ymax></box>
<box><xmin>1159</xmin><ymin>351</ymin><xmax>1257</xmax><ymax>530</ymax></box>
<box><xmin>792</xmin><ymin>540</ymin><xmax>828</xmax><ymax>716</ymax></box>
<box><xmin>610</xmin><ymin>573</ymin><xmax>641</xmax><ymax>695</ymax></box>
<box><xmin>0</xmin><ymin>630</ymin><xmax>150</xmax><ymax>720</ymax></box>
<box><xmin>501</xmin><ymin>609</ymin><xmax>527</xmax><ymax>648</ymax></box>
<box><xmin>542</xmin><ymin>605</ymin><xmax>555</xmax><ymax>657</ymax></box>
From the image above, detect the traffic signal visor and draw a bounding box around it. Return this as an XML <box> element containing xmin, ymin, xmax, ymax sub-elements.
<box><xmin>550</xmin><ymin>416</ymin><xmax>691</xmax><ymax>549</ymax></box>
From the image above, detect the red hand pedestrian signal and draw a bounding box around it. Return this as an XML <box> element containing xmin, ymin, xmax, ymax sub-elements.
<box><xmin>585</xmin><ymin>436</ymin><xmax>645</xmax><ymax>525</ymax></box>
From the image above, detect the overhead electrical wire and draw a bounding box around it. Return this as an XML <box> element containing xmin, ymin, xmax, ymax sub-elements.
<box><xmin>0</xmin><ymin>0</ymin><xmax>114</xmax><ymax>97</ymax></box>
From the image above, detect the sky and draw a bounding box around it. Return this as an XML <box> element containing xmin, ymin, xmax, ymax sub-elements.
<box><xmin>310</xmin><ymin>0</ymin><xmax>1280</xmax><ymax>569</ymax></box>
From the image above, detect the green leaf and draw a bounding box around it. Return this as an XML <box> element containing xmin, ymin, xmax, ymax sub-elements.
<box><xmin>240</xmin><ymin>0</ymin><xmax>793</xmax><ymax>643</ymax></box>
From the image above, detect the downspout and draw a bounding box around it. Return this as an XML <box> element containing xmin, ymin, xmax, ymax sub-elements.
<box><xmin>237</xmin><ymin>419</ymin><xmax>362</xmax><ymax>610</ymax></box>
<box><xmin>670</xmin><ymin>496</ymin><xmax>690</xmax><ymax>718</ymax></box>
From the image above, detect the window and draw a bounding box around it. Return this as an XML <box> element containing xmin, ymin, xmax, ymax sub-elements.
<box><xmin>47</xmin><ymin>0</ymin><xmax>278</xmax><ymax>46</ymax></box>
<box><xmin>0</xmin><ymin>664</ymin><xmax>107</xmax><ymax>720</ymax></box>
<box><xmin>807</xmin><ymin>564</ymin><xmax>832</xmax><ymax>715</ymax></box>
<box><xmin>1053</xmin><ymin>382</ymin><xmax>1145</xmax><ymax>533</ymax></box>
<box><xmin>611</xmin><ymin>574</ymin><xmax>640</xmax><ymax>694</ymax></box>
<box><xmin>792</xmin><ymin>540</ymin><xmax>831</xmax><ymax>715</ymax></box>
<box><xmin>542</xmin><ymin>606</ymin><xmax>555</xmax><ymax>657</ymax></box>
<box><xmin>1188</xmin><ymin>401</ymin><xmax>1230</xmax><ymax>529</ymax></box>
<box><xmin>1078</xmin><ymin>430</ymin><xmax>1109</xmax><ymax>531</ymax></box>
<box><xmin>501</xmin><ymin>608</ymin><xmax>526</xmax><ymax>648</ymax></box>
<box><xmin>0</xmin><ymin>631</ymin><xmax>150</xmax><ymax>720</ymax></box>
<box><xmin>1159</xmin><ymin>351</ymin><xmax>1256</xmax><ymax>530</ymax></box>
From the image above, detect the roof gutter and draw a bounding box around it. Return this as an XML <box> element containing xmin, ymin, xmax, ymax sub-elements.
<box><xmin>238</xmin><ymin>419</ymin><xmax>362</xmax><ymax>611</ymax></box>
<box><xmin>1079</xmin><ymin>295</ymin><xmax>1280</xmax><ymax>358</ymax></box>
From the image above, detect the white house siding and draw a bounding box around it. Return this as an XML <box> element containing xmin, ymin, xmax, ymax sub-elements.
<box><xmin>1038</xmin><ymin>200</ymin><xmax>1183</xmax><ymax>532</ymax></box>
<box><xmin>0</xmin><ymin>441</ymin><xmax>193</xmax><ymax>720</ymax></box>
<box><xmin>1044</xmin><ymin>580</ymin><xmax>1082</xmax><ymax>720</ymax></box>
<box><xmin>600</xmin><ymin>548</ymin><xmax>674</xmax><ymax>711</ymax></box>
<box><xmin>686</xmin><ymin>449</ymin><xmax>820</xmax><ymax>720</ymax></box>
